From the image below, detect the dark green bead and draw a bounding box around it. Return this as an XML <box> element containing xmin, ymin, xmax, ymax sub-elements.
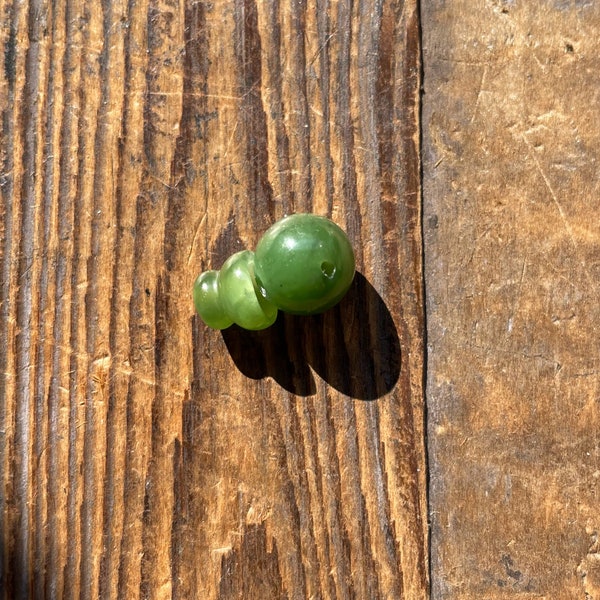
<box><xmin>254</xmin><ymin>214</ymin><xmax>355</xmax><ymax>315</ymax></box>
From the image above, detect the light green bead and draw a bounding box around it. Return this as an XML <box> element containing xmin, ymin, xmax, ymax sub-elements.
<box><xmin>193</xmin><ymin>271</ymin><xmax>234</xmax><ymax>330</ymax></box>
<box><xmin>218</xmin><ymin>250</ymin><xmax>278</xmax><ymax>330</ymax></box>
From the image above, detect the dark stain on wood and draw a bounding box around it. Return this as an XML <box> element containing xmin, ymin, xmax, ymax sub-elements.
<box><xmin>219</xmin><ymin>523</ymin><xmax>286</xmax><ymax>599</ymax></box>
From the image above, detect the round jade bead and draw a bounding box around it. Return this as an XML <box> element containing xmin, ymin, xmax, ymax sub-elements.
<box><xmin>218</xmin><ymin>250</ymin><xmax>278</xmax><ymax>330</ymax></box>
<box><xmin>193</xmin><ymin>270</ymin><xmax>234</xmax><ymax>330</ymax></box>
<box><xmin>254</xmin><ymin>214</ymin><xmax>355</xmax><ymax>315</ymax></box>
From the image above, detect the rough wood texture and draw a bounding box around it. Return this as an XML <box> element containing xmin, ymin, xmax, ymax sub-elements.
<box><xmin>0</xmin><ymin>0</ymin><xmax>427</xmax><ymax>598</ymax></box>
<box><xmin>423</xmin><ymin>1</ymin><xmax>600</xmax><ymax>598</ymax></box>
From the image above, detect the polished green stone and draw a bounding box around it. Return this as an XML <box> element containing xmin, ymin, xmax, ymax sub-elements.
<box><xmin>193</xmin><ymin>270</ymin><xmax>234</xmax><ymax>330</ymax></box>
<box><xmin>218</xmin><ymin>250</ymin><xmax>278</xmax><ymax>330</ymax></box>
<box><xmin>254</xmin><ymin>214</ymin><xmax>355</xmax><ymax>315</ymax></box>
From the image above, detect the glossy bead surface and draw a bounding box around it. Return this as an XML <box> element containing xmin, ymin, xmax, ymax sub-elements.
<box><xmin>218</xmin><ymin>250</ymin><xmax>278</xmax><ymax>330</ymax></box>
<box><xmin>254</xmin><ymin>213</ymin><xmax>355</xmax><ymax>315</ymax></box>
<box><xmin>193</xmin><ymin>270</ymin><xmax>234</xmax><ymax>330</ymax></box>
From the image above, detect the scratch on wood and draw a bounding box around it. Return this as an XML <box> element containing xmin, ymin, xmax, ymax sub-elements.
<box><xmin>469</xmin><ymin>65</ymin><xmax>488</xmax><ymax>125</ymax></box>
<box><xmin>187</xmin><ymin>212</ymin><xmax>207</xmax><ymax>266</ymax></box>
<box><xmin>522</xmin><ymin>134</ymin><xmax>593</xmax><ymax>285</ymax></box>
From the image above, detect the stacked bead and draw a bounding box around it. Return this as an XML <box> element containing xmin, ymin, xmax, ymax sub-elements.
<box><xmin>193</xmin><ymin>214</ymin><xmax>355</xmax><ymax>330</ymax></box>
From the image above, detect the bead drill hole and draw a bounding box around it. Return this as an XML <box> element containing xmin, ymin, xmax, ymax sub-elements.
<box><xmin>321</xmin><ymin>261</ymin><xmax>336</xmax><ymax>279</ymax></box>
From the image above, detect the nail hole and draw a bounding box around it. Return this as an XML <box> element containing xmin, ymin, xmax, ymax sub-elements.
<box><xmin>321</xmin><ymin>261</ymin><xmax>336</xmax><ymax>279</ymax></box>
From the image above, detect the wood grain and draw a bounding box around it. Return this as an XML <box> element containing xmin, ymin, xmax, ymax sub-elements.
<box><xmin>0</xmin><ymin>0</ymin><xmax>427</xmax><ymax>598</ymax></box>
<box><xmin>423</xmin><ymin>1</ymin><xmax>600</xmax><ymax>598</ymax></box>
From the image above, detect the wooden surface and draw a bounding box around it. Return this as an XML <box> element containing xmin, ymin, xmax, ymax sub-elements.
<box><xmin>4</xmin><ymin>0</ymin><xmax>599</xmax><ymax>598</ymax></box>
<box><xmin>423</xmin><ymin>1</ymin><xmax>600</xmax><ymax>598</ymax></box>
<box><xmin>0</xmin><ymin>0</ymin><xmax>427</xmax><ymax>598</ymax></box>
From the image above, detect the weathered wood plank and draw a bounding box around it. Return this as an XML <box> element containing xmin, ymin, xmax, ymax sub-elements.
<box><xmin>0</xmin><ymin>0</ymin><xmax>427</xmax><ymax>598</ymax></box>
<box><xmin>423</xmin><ymin>1</ymin><xmax>600</xmax><ymax>598</ymax></box>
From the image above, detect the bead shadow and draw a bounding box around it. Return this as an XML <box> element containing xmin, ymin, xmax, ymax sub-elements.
<box><xmin>221</xmin><ymin>273</ymin><xmax>400</xmax><ymax>400</ymax></box>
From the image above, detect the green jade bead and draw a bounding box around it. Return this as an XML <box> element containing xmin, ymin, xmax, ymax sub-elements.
<box><xmin>254</xmin><ymin>214</ymin><xmax>355</xmax><ymax>315</ymax></box>
<box><xmin>192</xmin><ymin>270</ymin><xmax>233</xmax><ymax>330</ymax></box>
<box><xmin>218</xmin><ymin>250</ymin><xmax>278</xmax><ymax>330</ymax></box>
<box><xmin>193</xmin><ymin>214</ymin><xmax>355</xmax><ymax>330</ymax></box>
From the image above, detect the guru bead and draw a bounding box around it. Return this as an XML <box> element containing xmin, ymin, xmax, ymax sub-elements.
<box><xmin>193</xmin><ymin>214</ymin><xmax>355</xmax><ymax>330</ymax></box>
